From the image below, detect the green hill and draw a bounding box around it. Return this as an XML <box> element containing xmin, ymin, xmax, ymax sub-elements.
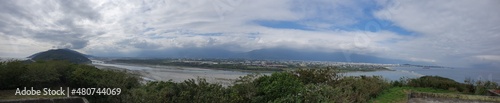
<box><xmin>28</xmin><ymin>49</ymin><xmax>91</xmax><ymax>64</ymax></box>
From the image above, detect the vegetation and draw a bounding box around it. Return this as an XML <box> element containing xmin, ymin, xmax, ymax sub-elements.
<box><xmin>410</xmin><ymin>92</ymin><xmax>500</xmax><ymax>102</ymax></box>
<box><xmin>0</xmin><ymin>60</ymin><xmax>139</xmax><ymax>102</ymax></box>
<box><xmin>391</xmin><ymin>76</ymin><xmax>499</xmax><ymax>94</ymax></box>
<box><xmin>370</xmin><ymin>87</ymin><xmax>457</xmax><ymax>103</ymax></box>
<box><xmin>120</xmin><ymin>68</ymin><xmax>389</xmax><ymax>103</ymax></box>
<box><xmin>1</xmin><ymin>60</ymin><xmax>499</xmax><ymax>102</ymax></box>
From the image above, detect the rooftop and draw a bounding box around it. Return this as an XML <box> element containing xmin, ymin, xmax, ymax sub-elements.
<box><xmin>489</xmin><ymin>89</ymin><xmax>500</xmax><ymax>96</ymax></box>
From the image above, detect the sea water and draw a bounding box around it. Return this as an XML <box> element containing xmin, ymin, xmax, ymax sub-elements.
<box><xmin>346</xmin><ymin>67</ymin><xmax>500</xmax><ymax>84</ymax></box>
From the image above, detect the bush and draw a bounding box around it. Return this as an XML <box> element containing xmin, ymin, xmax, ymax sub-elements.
<box><xmin>172</xmin><ymin>78</ymin><xmax>230</xmax><ymax>103</ymax></box>
<box><xmin>253</xmin><ymin>72</ymin><xmax>304</xmax><ymax>102</ymax></box>
<box><xmin>254</xmin><ymin>72</ymin><xmax>303</xmax><ymax>102</ymax></box>
<box><xmin>69</xmin><ymin>65</ymin><xmax>140</xmax><ymax>102</ymax></box>
<box><xmin>19</xmin><ymin>62</ymin><xmax>61</xmax><ymax>88</ymax></box>
<box><xmin>337</xmin><ymin>76</ymin><xmax>389</xmax><ymax>103</ymax></box>
<box><xmin>0</xmin><ymin>60</ymin><xmax>140</xmax><ymax>102</ymax></box>
<box><xmin>0</xmin><ymin>61</ymin><xmax>28</xmax><ymax>89</ymax></box>
<box><xmin>472</xmin><ymin>80</ymin><xmax>499</xmax><ymax>95</ymax></box>
<box><xmin>291</xmin><ymin>68</ymin><xmax>342</xmax><ymax>85</ymax></box>
<box><xmin>394</xmin><ymin>76</ymin><xmax>499</xmax><ymax>95</ymax></box>
<box><xmin>408</xmin><ymin>76</ymin><xmax>461</xmax><ymax>91</ymax></box>
<box><xmin>0</xmin><ymin>60</ymin><xmax>76</xmax><ymax>89</ymax></box>
<box><xmin>125</xmin><ymin>81</ymin><xmax>175</xmax><ymax>103</ymax></box>
<box><xmin>229</xmin><ymin>69</ymin><xmax>388</xmax><ymax>103</ymax></box>
<box><xmin>296</xmin><ymin>84</ymin><xmax>353</xmax><ymax>103</ymax></box>
<box><xmin>125</xmin><ymin>78</ymin><xmax>230</xmax><ymax>103</ymax></box>
<box><xmin>229</xmin><ymin>74</ymin><xmax>261</xmax><ymax>103</ymax></box>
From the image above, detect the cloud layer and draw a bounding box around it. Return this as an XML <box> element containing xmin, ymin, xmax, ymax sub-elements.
<box><xmin>1</xmin><ymin>0</ymin><xmax>499</xmax><ymax>68</ymax></box>
<box><xmin>375</xmin><ymin>0</ymin><xmax>500</xmax><ymax>67</ymax></box>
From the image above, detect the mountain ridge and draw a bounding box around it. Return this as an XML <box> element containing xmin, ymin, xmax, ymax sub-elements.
<box><xmin>93</xmin><ymin>48</ymin><xmax>419</xmax><ymax>64</ymax></box>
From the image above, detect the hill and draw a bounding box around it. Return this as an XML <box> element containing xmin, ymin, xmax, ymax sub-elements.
<box><xmin>28</xmin><ymin>49</ymin><xmax>91</xmax><ymax>64</ymax></box>
<box><xmin>242</xmin><ymin>48</ymin><xmax>412</xmax><ymax>64</ymax></box>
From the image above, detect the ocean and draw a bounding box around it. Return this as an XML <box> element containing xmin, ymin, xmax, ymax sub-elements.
<box><xmin>346</xmin><ymin>67</ymin><xmax>500</xmax><ymax>84</ymax></box>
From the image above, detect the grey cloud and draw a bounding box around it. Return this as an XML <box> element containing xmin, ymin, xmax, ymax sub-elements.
<box><xmin>291</xmin><ymin>0</ymin><xmax>369</xmax><ymax>29</ymax></box>
<box><xmin>375</xmin><ymin>0</ymin><xmax>500</xmax><ymax>67</ymax></box>
<box><xmin>0</xmin><ymin>0</ymin><xmax>101</xmax><ymax>49</ymax></box>
<box><xmin>58</xmin><ymin>0</ymin><xmax>101</xmax><ymax>20</ymax></box>
<box><xmin>33</xmin><ymin>29</ymin><xmax>89</xmax><ymax>49</ymax></box>
<box><xmin>117</xmin><ymin>38</ymin><xmax>161</xmax><ymax>50</ymax></box>
<box><xmin>2</xmin><ymin>0</ymin><xmax>497</xmax><ymax>69</ymax></box>
<box><xmin>0</xmin><ymin>1</ymin><xmax>34</xmax><ymax>22</ymax></box>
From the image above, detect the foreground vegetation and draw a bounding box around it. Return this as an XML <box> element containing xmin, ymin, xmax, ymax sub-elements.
<box><xmin>370</xmin><ymin>87</ymin><xmax>458</xmax><ymax>103</ymax></box>
<box><xmin>1</xmin><ymin>60</ymin><xmax>499</xmax><ymax>102</ymax></box>
<box><xmin>0</xmin><ymin>60</ymin><xmax>139</xmax><ymax>102</ymax></box>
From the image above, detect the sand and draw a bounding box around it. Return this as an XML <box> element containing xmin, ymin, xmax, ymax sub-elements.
<box><xmin>91</xmin><ymin>63</ymin><xmax>263</xmax><ymax>86</ymax></box>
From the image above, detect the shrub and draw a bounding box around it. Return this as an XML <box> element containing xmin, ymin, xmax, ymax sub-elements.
<box><xmin>0</xmin><ymin>61</ymin><xmax>28</xmax><ymax>89</ymax></box>
<box><xmin>125</xmin><ymin>78</ymin><xmax>230</xmax><ymax>103</ymax></box>
<box><xmin>390</xmin><ymin>77</ymin><xmax>411</xmax><ymax>87</ymax></box>
<box><xmin>408</xmin><ymin>76</ymin><xmax>461</xmax><ymax>91</ymax></box>
<box><xmin>69</xmin><ymin>65</ymin><xmax>140</xmax><ymax>102</ymax></box>
<box><xmin>19</xmin><ymin>62</ymin><xmax>61</xmax><ymax>88</ymax></box>
<box><xmin>297</xmin><ymin>84</ymin><xmax>353</xmax><ymax>103</ymax></box>
<box><xmin>125</xmin><ymin>81</ymin><xmax>176</xmax><ymax>103</ymax></box>
<box><xmin>291</xmin><ymin>68</ymin><xmax>342</xmax><ymax>85</ymax></box>
<box><xmin>253</xmin><ymin>72</ymin><xmax>304</xmax><ymax>102</ymax></box>
<box><xmin>337</xmin><ymin>76</ymin><xmax>389</xmax><ymax>103</ymax></box>
<box><xmin>229</xmin><ymin>74</ymin><xmax>261</xmax><ymax>103</ymax></box>
<box><xmin>172</xmin><ymin>78</ymin><xmax>230</xmax><ymax>103</ymax></box>
<box><xmin>0</xmin><ymin>60</ymin><xmax>141</xmax><ymax>102</ymax></box>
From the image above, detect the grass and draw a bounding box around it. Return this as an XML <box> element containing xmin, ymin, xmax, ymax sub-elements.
<box><xmin>370</xmin><ymin>87</ymin><xmax>456</xmax><ymax>103</ymax></box>
<box><xmin>410</xmin><ymin>92</ymin><xmax>500</xmax><ymax>102</ymax></box>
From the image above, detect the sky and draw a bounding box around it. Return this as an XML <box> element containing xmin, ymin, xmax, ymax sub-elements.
<box><xmin>0</xmin><ymin>0</ymin><xmax>499</xmax><ymax>68</ymax></box>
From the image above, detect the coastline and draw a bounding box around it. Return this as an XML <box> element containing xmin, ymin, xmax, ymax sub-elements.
<box><xmin>91</xmin><ymin>62</ymin><xmax>258</xmax><ymax>86</ymax></box>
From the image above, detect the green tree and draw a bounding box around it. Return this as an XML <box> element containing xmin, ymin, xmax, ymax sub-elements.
<box><xmin>336</xmin><ymin>76</ymin><xmax>389</xmax><ymax>103</ymax></box>
<box><xmin>253</xmin><ymin>72</ymin><xmax>304</xmax><ymax>102</ymax></box>
<box><xmin>292</xmin><ymin>68</ymin><xmax>342</xmax><ymax>85</ymax></box>
<box><xmin>408</xmin><ymin>76</ymin><xmax>461</xmax><ymax>91</ymax></box>
<box><xmin>69</xmin><ymin>65</ymin><xmax>140</xmax><ymax>102</ymax></box>
<box><xmin>0</xmin><ymin>61</ymin><xmax>28</xmax><ymax>89</ymax></box>
<box><xmin>19</xmin><ymin>61</ymin><xmax>61</xmax><ymax>88</ymax></box>
<box><xmin>229</xmin><ymin>74</ymin><xmax>261</xmax><ymax>103</ymax></box>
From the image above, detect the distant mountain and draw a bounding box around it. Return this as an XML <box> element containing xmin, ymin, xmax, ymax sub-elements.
<box><xmin>242</xmin><ymin>48</ymin><xmax>411</xmax><ymax>64</ymax></box>
<box><xmin>28</xmin><ymin>49</ymin><xmax>91</xmax><ymax>64</ymax></box>
<box><xmin>128</xmin><ymin>47</ymin><xmax>414</xmax><ymax>64</ymax></box>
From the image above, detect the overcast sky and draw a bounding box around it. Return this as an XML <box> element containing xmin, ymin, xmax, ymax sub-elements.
<box><xmin>1</xmin><ymin>0</ymin><xmax>499</xmax><ymax>68</ymax></box>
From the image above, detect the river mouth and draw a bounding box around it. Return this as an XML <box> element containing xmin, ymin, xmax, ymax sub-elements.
<box><xmin>92</xmin><ymin>62</ymin><xmax>271</xmax><ymax>86</ymax></box>
<box><xmin>92</xmin><ymin>62</ymin><xmax>500</xmax><ymax>86</ymax></box>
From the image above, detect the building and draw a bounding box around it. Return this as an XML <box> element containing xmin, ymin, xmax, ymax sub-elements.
<box><xmin>488</xmin><ymin>89</ymin><xmax>500</xmax><ymax>96</ymax></box>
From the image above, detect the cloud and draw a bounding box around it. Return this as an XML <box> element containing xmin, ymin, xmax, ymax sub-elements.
<box><xmin>374</xmin><ymin>0</ymin><xmax>500</xmax><ymax>67</ymax></box>
<box><xmin>77</xmin><ymin>0</ymin><xmax>390</xmax><ymax>54</ymax></box>
<box><xmin>0</xmin><ymin>0</ymin><xmax>498</xmax><ymax>68</ymax></box>
<box><xmin>0</xmin><ymin>0</ymin><xmax>101</xmax><ymax>51</ymax></box>
<box><xmin>290</xmin><ymin>0</ymin><xmax>370</xmax><ymax>29</ymax></box>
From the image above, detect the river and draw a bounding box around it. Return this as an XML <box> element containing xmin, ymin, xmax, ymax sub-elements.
<box><xmin>92</xmin><ymin>62</ymin><xmax>257</xmax><ymax>86</ymax></box>
<box><xmin>92</xmin><ymin>61</ymin><xmax>500</xmax><ymax>85</ymax></box>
